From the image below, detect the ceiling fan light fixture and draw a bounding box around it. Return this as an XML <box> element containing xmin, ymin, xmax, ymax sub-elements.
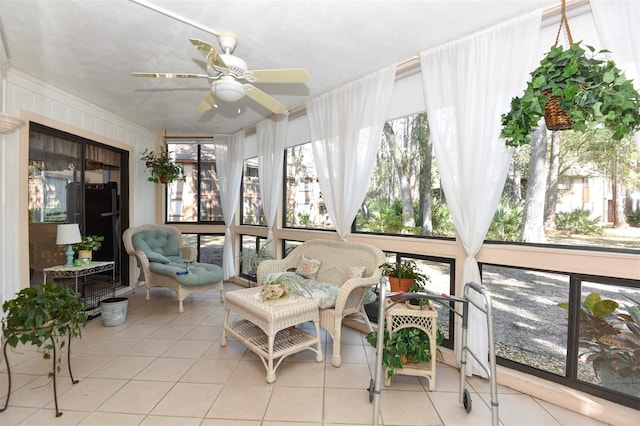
<box><xmin>213</xmin><ymin>76</ymin><xmax>246</xmax><ymax>102</ymax></box>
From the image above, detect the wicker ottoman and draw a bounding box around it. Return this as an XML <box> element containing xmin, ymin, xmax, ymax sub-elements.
<box><xmin>222</xmin><ymin>287</ymin><xmax>323</xmax><ymax>383</ymax></box>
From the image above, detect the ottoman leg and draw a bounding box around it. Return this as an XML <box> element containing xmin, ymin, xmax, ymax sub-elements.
<box><xmin>266</xmin><ymin>334</ymin><xmax>276</xmax><ymax>383</ymax></box>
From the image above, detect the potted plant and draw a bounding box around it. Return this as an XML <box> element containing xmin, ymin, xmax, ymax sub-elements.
<box><xmin>244</xmin><ymin>240</ymin><xmax>273</xmax><ymax>275</ymax></box>
<box><xmin>73</xmin><ymin>234</ymin><xmax>104</xmax><ymax>264</ymax></box>
<box><xmin>500</xmin><ymin>41</ymin><xmax>640</xmax><ymax>148</ymax></box>
<box><xmin>140</xmin><ymin>145</ymin><xmax>186</xmax><ymax>184</ymax></box>
<box><xmin>559</xmin><ymin>292</ymin><xmax>640</xmax><ymax>396</ymax></box>
<box><xmin>380</xmin><ymin>260</ymin><xmax>430</xmax><ymax>293</ymax></box>
<box><xmin>2</xmin><ymin>282</ymin><xmax>88</xmax><ymax>380</ymax></box>
<box><xmin>366</xmin><ymin>326</ymin><xmax>444</xmax><ymax>379</ymax></box>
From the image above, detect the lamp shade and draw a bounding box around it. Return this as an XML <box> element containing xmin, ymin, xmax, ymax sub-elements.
<box><xmin>56</xmin><ymin>223</ymin><xmax>81</xmax><ymax>245</ymax></box>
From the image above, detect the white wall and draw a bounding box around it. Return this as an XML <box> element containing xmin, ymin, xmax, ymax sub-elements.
<box><xmin>0</xmin><ymin>69</ymin><xmax>158</xmax><ymax>304</ymax></box>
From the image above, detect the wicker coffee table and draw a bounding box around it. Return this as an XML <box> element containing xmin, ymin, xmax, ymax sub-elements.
<box><xmin>222</xmin><ymin>287</ymin><xmax>323</xmax><ymax>383</ymax></box>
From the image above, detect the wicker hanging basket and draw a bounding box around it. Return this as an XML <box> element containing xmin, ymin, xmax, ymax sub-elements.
<box><xmin>544</xmin><ymin>0</ymin><xmax>574</xmax><ymax>132</ymax></box>
<box><xmin>544</xmin><ymin>93</ymin><xmax>572</xmax><ymax>131</ymax></box>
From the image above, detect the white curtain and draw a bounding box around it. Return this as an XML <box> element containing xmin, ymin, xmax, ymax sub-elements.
<box><xmin>306</xmin><ymin>65</ymin><xmax>396</xmax><ymax>239</ymax></box>
<box><xmin>590</xmin><ymin>0</ymin><xmax>640</xmax><ymax>152</ymax></box>
<box><xmin>256</xmin><ymin>112</ymin><xmax>289</xmax><ymax>246</ymax></box>
<box><xmin>420</xmin><ymin>10</ymin><xmax>542</xmax><ymax>376</ymax></box>
<box><xmin>214</xmin><ymin>131</ymin><xmax>245</xmax><ymax>280</ymax></box>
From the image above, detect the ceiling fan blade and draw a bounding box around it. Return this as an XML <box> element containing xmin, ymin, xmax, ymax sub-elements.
<box><xmin>245</xmin><ymin>85</ymin><xmax>287</xmax><ymax>114</ymax></box>
<box><xmin>197</xmin><ymin>92</ymin><xmax>216</xmax><ymax>112</ymax></box>
<box><xmin>132</xmin><ymin>72</ymin><xmax>210</xmax><ymax>79</ymax></box>
<box><xmin>250</xmin><ymin>68</ymin><xmax>310</xmax><ymax>83</ymax></box>
<box><xmin>189</xmin><ymin>38</ymin><xmax>227</xmax><ymax>69</ymax></box>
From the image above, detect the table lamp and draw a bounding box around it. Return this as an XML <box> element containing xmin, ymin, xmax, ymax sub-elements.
<box><xmin>56</xmin><ymin>223</ymin><xmax>82</xmax><ymax>267</ymax></box>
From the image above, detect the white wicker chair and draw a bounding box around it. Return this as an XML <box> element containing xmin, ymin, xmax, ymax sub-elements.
<box><xmin>123</xmin><ymin>224</ymin><xmax>224</xmax><ymax>313</ymax></box>
<box><xmin>257</xmin><ymin>239</ymin><xmax>385</xmax><ymax>367</ymax></box>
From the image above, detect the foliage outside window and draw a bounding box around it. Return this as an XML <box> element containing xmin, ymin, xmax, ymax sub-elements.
<box><xmin>240</xmin><ymin>235</ymin><xmax>271</xmax><ymax>276</ymax></box>
<box><xmin>241</xmin><ymin>157</ymin><xmax>265</xmax><ymax>225</ymax></box>
<box><xmin>493</xmin><ymin>127</ymin><xmax>640</xmax><ymax>251</ymax></box>
<box><xmin>165</xmin><ymin>142</ymin><xmax>223</xmax><ymax>223</ymax></box>
<box><xmin>284</xmin><ymin>143</ymin><xmax>334</xmax><ymax>230</ymax></box>
<box><xmin>355</xmin><ymin>112</ymin><xmax>455</xmax><ymax>238</ymax></box>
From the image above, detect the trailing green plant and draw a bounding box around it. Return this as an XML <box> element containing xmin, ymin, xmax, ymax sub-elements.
<box><xmin>366</xmin><ymin>327</ymin><xmax>444</xmax><ymax>379</ymax></box>
<box><xmin>500</xmin><ymin>41</ymin><xmax>640</xmax><ymax>148</ymax></box>
<box><xmin>243</xmin><ymin>240</ymin><xmax>273</xmax><ymax>274</ymax></box>
<box><xmin>555</xmin><ymin>209</ymin><xmax>603</xmax><ymax>235</ymax></box>
<box><xmin>73</xmin><ymin>234</ymin><xmax>104</xmax><ymax>251</ymax></box>
<box><xmin>2</xmin><ymin>282</ymin><xmax>88</xmax><ymax>379</ymax></box>
<box><xmin>141</xmin><ymin>145</ymin><xmax>186</xmax><ymax>184</ymax></box>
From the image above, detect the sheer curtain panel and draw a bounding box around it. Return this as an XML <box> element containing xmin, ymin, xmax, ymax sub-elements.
<box><xmin>306</xmin><ymin>65</ymin><xmax>396</xmax><ymax>239</ymax></box>
<box><xmin>257</xmin><ymin>112</ymin><xmax>289</xmax><ymax>246</ymax></box>
<box><xmin>214</xmin><ymin>131</ymin><xmax>245</xmax><ymax>280</ymax></box>
<box><xmin>420</xmin><ymin>10</ymin><xmax>542</xmax><ymax>376</ymax></box>
<box><xmin>590</xmin><ymin>0</ymin><xmax>640</xmax><ymax>152</ymax></box>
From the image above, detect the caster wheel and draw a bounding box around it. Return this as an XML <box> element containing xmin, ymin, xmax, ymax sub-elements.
<box><xmin>367</xmin><ymin>378</ymin><xmax>375</xmax><ymax>403</ymax></box>
<box><xmin>463</xmin><ymin>388</ymin><xmax>472</xmax><ymax>413</ymax></box>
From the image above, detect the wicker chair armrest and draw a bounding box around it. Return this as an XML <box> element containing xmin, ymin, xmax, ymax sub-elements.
<box><xmin>333</xmin><ymin>274</ymin><xmax>381</xmax><ymax>314</ymax></box>
<box><xmin>256</xmin><ymin>258</ymin><xmax>297</xmax><ymax>285</ymax></box>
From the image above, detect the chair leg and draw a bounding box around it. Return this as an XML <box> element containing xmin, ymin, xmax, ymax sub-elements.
<box><xmin>331</xmin><ymin>325</ymin><xmax>342</xmax><ymax>368</ymax></box>
<box><xmin>360</xmin><ymin>305</ymin><xmax>374</xmax><ymax>332</ymax></box>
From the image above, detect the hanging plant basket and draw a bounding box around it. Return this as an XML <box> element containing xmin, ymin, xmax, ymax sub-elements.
<box><xmin>500</xmin><ymin>0</ymin><xmax>640</xmax><ymax>147</ymax></box>
<box><xmin>543</xmin><ymin>92</ymin><xmax>572</xmax><ymax>131</ymax></box>
<box><xmin>140</xmin><ymin>145</ymin><xmax>186</xmax><ymax>184</ymax></box>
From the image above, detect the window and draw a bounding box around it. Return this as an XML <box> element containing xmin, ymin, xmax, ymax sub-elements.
<box><xmin>241</xmin><ymin>157</ymin><xmax>265</xmax><ymax>225</ymax></box>
<box><xmin>240</xmin><ymin>235</ymin><xmax>271</xmax><ymax>277</ymax></box>
<box><xmin>166</xmin><ymin>142</ymin><xmax>223</xmax><ymax>223</ymax></box>
<box><xmin>488</xmin><ymin>127</ymin><xmax>640</xmax><ymax>251</ymax></box>
<box><xmin>482</xmin><ymin>263</ymin><xmax>640</xmax><ymax>408</ymax></box>
<box><xmin>182</xmin><ymin>233</ymin><xmax>224</xmax><ymax>267</ymax></box>
<box><xmin>355</xmin><ymin>112</ymin><xmax>455</xmax><ymax>238</ymax></box>
<box><xmin>284</xmin><ymin>143</ymin><xmax>334</xmax><ymax>230</ymax></box>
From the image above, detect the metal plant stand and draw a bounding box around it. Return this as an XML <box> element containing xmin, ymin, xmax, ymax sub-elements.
<box><xmin>1</xmin><ymin>325</ymin><xmax>79</xmax><ymax>417</ymax></box>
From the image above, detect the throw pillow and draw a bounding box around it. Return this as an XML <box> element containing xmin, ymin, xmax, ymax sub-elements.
<box><xmin>295</xmin><ymin>255</ymin><xmax>322</xmax><ymax>279</ymax></box>
<box><xmin>146</xmin><ymin>251</ymin><xmax>171</xmax><ymax>264</ymax></box>
<box><xmin>344</xmin><ymin>265</ymin><xmax>365</xmax><ymax>282</ymax></box>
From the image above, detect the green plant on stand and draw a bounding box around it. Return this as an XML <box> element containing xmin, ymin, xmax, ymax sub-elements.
<box><xmin>2</xmin><ymin>282</ymin><xmax>88</xmax><ymax>379</ymax></box>
<box><xmin>366</xmin><ymin>327</ymin><xmax>444</xmax><ymax>379</ymax></box>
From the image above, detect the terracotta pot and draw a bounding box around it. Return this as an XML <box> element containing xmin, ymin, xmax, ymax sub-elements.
<box><xmin>388</xmin><ymin>276</ymin><xmax>414</xmax><ymax>293</ymax></box>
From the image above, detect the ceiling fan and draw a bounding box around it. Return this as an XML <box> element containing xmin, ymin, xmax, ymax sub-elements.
<box><xmin>132</xmin><ymin>34</ymin><xmax>309</xmax><ymax>114</ymax></box>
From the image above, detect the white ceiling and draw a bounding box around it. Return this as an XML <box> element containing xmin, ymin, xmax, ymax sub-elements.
<box><xmin>1</xmin><ymin>0</ymin><xmax>557</xmax><ymax>135</ymax></box>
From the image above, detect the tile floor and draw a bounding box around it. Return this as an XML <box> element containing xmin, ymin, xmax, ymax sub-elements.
<box><xmin>0</xmin><ymin>283</ymin><xmax>611</xmax><ymax>426</ymax></box>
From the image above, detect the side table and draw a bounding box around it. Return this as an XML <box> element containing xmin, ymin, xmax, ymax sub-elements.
<box><xmin>385</xmin><ymin>301</ymin><xmax>438</xmax><ymax>390</ymax></box>
<box><xmin>222</xmin><ymin>287</ymin><xmax>323</xmax><ymax>383</ymax></box>
<box><xmin>43</xmin><ymin>261</ymin><xmax>115</xmax><ymax>292</ymax></box>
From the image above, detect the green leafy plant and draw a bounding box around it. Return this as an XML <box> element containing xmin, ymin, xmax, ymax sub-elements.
<box><xmin>2</xmin><ymin>282</ymin><xmax>88</xmax><ymax>379</ymax></box>
<box><xmin>140</xmin><ymin>145</ymin><xmax>186</xmax><ymax>184</ymax></box>
<box><xmin>243</xmin><ymin>240</ymin><xmax>273</xmax><ymax>274</ymax></box>
<box><xmin>380</xmin><ymin>260</ymin><xmax>429</xmax><ymax>283</ymax></box>
<box><xmin>366</xmin><ymin>327</ymin><xmax>444</xmax><ymax>379</ymax></box>
<box><xmin>501</xmin><ymin>42</ymin><xmax>640</xmax><ymax>148</ymax></box>
<box><xmin>556</xmin><ymin>209</ymin><xmax>603</xmax><ymax>235</ymax></box>
<box><xmin>73</xmin><ymin>234</ymin><xmax>104</xmax><ymax>251</ymax></box>
<box><xmin>559</xmin><ymin>292</ymin><xmax>640</xmax><ymax>381</ymax></box>
<box><xmin>626</xmin><ymin>209</ymin><xmax>640</xmax><ymax>228</ymax></box>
